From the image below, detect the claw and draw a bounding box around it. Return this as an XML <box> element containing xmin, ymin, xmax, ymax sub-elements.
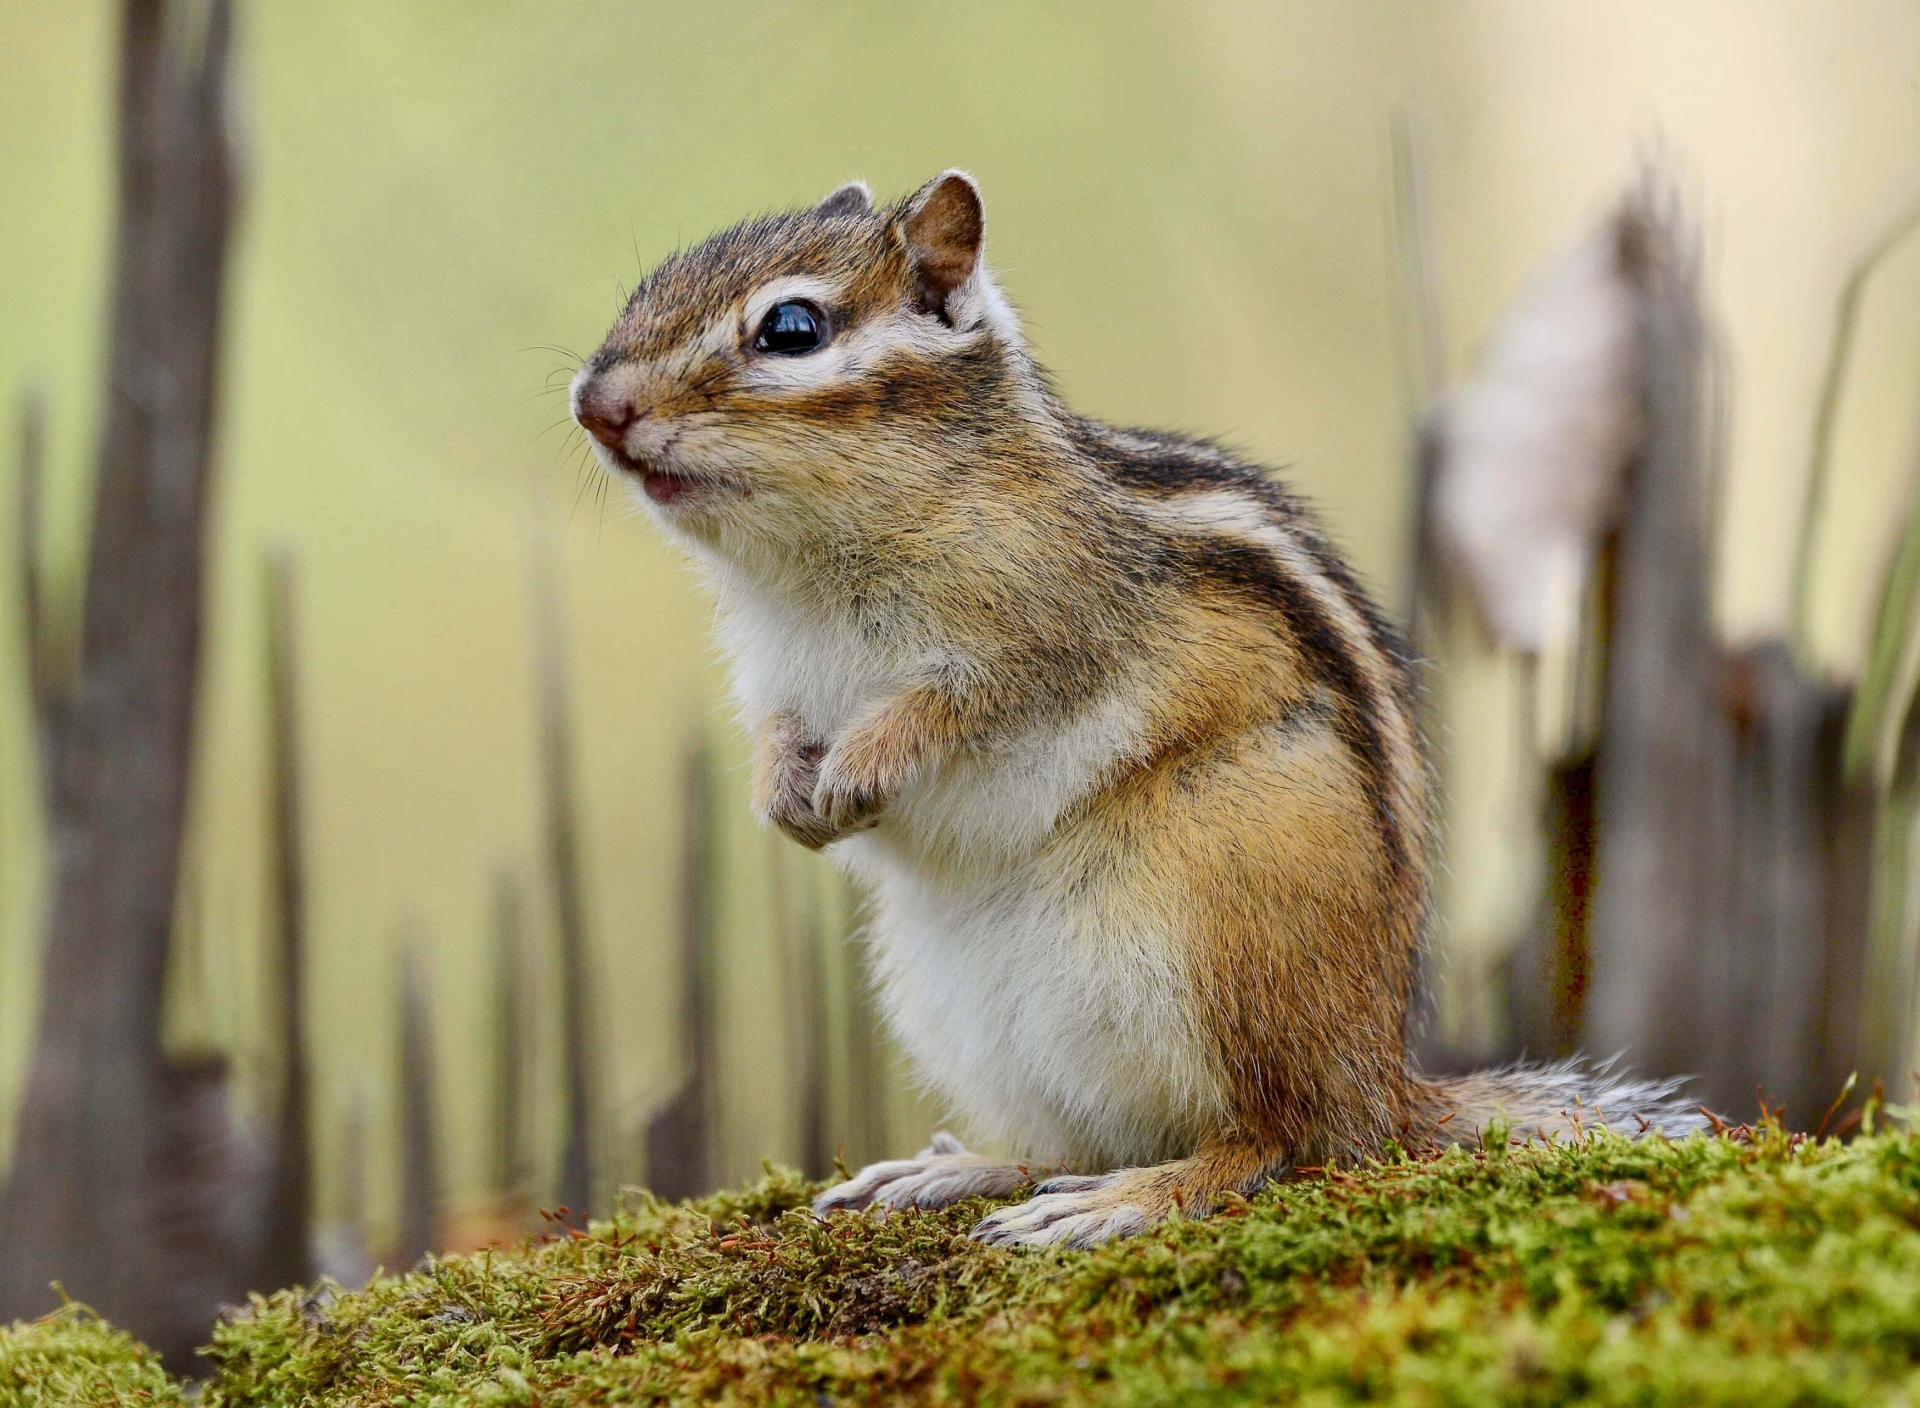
<box><xmin>1033</xmin><ymin>1173</ymin><xmax>1109</xmax><ymax>1195</ymax></box>
<box><xmin>812</xmin><ymin>1132</ymin><xmax>1038</xmax><ymax>1216</ymax></box>
<box><xmin>970</xmin><ymin>1176</ymin><xmax>1154</xmax><ymax>1249</ymax></box>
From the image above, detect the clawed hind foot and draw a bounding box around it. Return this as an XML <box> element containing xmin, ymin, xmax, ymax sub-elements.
<box><xmin>970</xmin><ymin>1169</ymin><xmax>1159</xmax><ymax>1248</ymax></box>
<box><xmin>972</xmin><ymin>1143</ymin><xmax>1276</xmax><ymax>1249</ymax></box>
<box><xmin>816</xmin><ymin>1137</ymin><xmax>1277</xmax><ymax>1250</ymax></box>
<box><xmin>811</xmin><ymin>1133</ymin><xmax>1058</xmax><ymax>1214</ymax></box>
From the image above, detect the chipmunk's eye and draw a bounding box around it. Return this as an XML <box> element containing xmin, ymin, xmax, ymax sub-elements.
<box><xmin>754</xmin><ymin>299</ymin><xmax>828</xmax><ymax>355</ymax></box>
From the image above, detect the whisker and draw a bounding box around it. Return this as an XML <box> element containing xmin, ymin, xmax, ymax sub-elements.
<box><xmin>519</xmin><ymin>343</ymin><xmax>585</xmax><ymax>364</ymax></box>
<box><xmin>563</xmin><ymin>436</ymin><xmax>593</xmax><ymax>479</ymax></box>
<box><xmin>535</xmin><ymin>414</ymin><xmax>581</xmax><ymax>445</ymax></box>
<box><xmin>570</xmin><ymin>457</ymin><xmax>595</xmax><ymax>523</ymax></box>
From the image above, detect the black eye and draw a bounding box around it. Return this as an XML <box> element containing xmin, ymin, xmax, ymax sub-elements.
<box><xmin>754</xmin><ymin>299</ymin><xmax>827</xmax><ymax>355</ymax></box>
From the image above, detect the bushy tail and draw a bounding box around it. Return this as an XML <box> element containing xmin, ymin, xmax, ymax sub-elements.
<box><xmin>1425</xmin><ymin>1056</ymin><xmax>1713</xmax><ymax>1147</ymax></box>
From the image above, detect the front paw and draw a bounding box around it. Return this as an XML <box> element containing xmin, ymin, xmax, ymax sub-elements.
<box><xmin>755</xmin><ymin>719</ymin><xmax>840</xmax><ymax>850</ymax></box>
<box><xmin>768</xmin><ymin>790</ymin><xmax>842</xmax><ymax>851</ymax></box>
<box><xmin>812</xmin><ymin>727</ymin><xmax>913</xmax><ymax>834</ymax></box>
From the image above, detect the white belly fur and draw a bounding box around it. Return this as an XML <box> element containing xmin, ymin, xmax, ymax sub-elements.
<box><xmin>839</xmin><ymin>824</ymin><xmax>1227</xmax><ymax>1168</ymax></box>
<box><xmin>711</xmin><ymin>567</ymin><xmax>1226</xmax><ymax>1169</ymax></box>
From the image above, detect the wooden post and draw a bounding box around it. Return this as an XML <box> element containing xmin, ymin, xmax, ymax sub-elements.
<box><xmin>1579</xmin><ymin>183</ymin><xmax>1882</xmax><ymax>1127</ymax></box>
<box><xmin>0</xmin><ymin>0</ymin><xmax>244</xmax><ymax>1369</ymax></box>
<box><xmin>1581</xmin><ymin>185</ymin><xmax>1722</xmax><ymax>1077</ymax></box>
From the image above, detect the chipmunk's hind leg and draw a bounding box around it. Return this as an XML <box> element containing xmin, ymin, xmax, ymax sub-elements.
<box><xmin>812</xmin><ymin>1133</ymin><xmax>1062</xmax><ymax>1214</ymax></box>
<box><xmin>970</xmin><ymin>1140</ymin><xmax>1280</xmax><ymax>1249</ymax></box>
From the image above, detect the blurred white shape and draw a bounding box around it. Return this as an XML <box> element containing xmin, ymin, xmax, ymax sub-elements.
<box><xmin>1432</xmin><ymin>199</ymin><xmax>1649</xmax><ymax>653</ymax></box>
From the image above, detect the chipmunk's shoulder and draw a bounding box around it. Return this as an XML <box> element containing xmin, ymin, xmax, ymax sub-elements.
<box><xmin>1062</xmin><ymin>416</ymin><xmax>1304</xmax><ymax>512</ymax></box>
<box><xmin>1059</xmin><ymin>414</ymin><xmax>1417</xmax><ymax>684</ymax></box>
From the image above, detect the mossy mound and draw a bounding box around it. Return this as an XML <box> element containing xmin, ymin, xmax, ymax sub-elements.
<box><xmin>0</xmin><ymin>1305</ymin><xmax>184</xmax><ymax>1408</ymax></box>
<box><xmin>15</xmin><ymin>1123</ymin><xmax>1920</xmax><ymax>1404</ymax></box>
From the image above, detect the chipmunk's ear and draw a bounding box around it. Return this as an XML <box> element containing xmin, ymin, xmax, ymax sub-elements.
<box><xmin>898</xmin><ymin>170</ymin><xmax>984</xmax><ymax>318</ymax></box>
<box><xmin>815</xmin><ymin>180</ymin><xmax>873</xmax><ymax>218</ymax></box>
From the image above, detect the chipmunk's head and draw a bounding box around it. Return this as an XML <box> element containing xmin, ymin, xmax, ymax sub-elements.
<box><xmin>571</xmin><ymin>171</ymin><xmax>1033</xmax><ymax>556</ymax></box>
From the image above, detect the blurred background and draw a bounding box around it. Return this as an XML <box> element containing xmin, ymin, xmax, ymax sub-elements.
<box><xmin>2</xmin><ymin>0</ymin><xmax>1918</xmax><ymax>1370</ymax></box>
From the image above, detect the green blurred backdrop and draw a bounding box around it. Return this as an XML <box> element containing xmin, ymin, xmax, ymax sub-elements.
<box><xmin>3</xmin><ymin>1</ymin><xmax>1917</xmax><ymax>1254</ymax></box>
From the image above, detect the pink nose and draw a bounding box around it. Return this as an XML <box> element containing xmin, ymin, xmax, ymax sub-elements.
<box><xmin>575</xmin><ymin>379</ymin><xmax>636</xmax><ymax>449</ymax></box>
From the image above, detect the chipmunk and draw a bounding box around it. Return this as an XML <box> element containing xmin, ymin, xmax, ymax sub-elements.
<box><xmin>571</xmin><ymin>171</ymin><xmax>1707</xmax><ymax>1249</ymax></box>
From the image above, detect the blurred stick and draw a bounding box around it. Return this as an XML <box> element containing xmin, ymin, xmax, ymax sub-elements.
<box><xmin>256</xmin><ymin>548</ymin><xmax>312</xmax><ymax>1291</ymax></box>
<box><xmin>491</xmin><ymin>866</ymin><xmax>529</xmax><ymax>1203</ymax></box>
<box><xmin>1852</xmin><ymin>460</ymin><xmax>1920</xmax><ymax>1083</ymax></box>
<box><xmin>1859</xmin><ymin>699</ymin><xmax>1920</xmax><ymax>1082</ymax></box>
<box><xmin>770</xmin><ymin>841</ymin><xmax>830</xmax><ymax>1179</ymax></box>
<box><xmin>322</xmin><ymin>1089</ymin><xmax>371</xmax><ymax>1288</ymax></box>
<box><xmin>1388</xmin><ymin>106</ymin><xmax>1449</xmax><ymax>634</ymax></box>
<box><xmin>15</xmin><ymin>381</ymin><xmax>66</xmax><ymax>778</ymax></box>
<box><xmin>15</xmin><ymin>383</ymin><xmax>46</xmax><ymax>677</ymax></box>
<box><xmin>839</xmin><ymin>873</ymin><xmax>890</xmax><ymax>1164</ymax></box>
<box><xmin>1389</xmin><ymin>106</ymin><xmax>1476</xmax><ymax>1067</ymax></box>
<box><xmin>794</xmin><ymin>867</ymin><xmax>830</xmax><ymax>1180</ymax></box>
<box><xmin>529</xmin><ymin>518</ymin><xmax>595</xmax><ymax>1217</ymax></box>
<box><xmin>0</xmin><ymin>0</ymin><xmax>244</xmax><ymax>1369</ymax></box>
<box><xmin>1788</xmin><ymin>196</ymin><xmax>1920</xmax><ymax>664</ymax></box>
<box><xmin>1844</xmin><ymin>465</ymin><xmax>1920</xmax><ymax>785</ymax></box>
<box><xmin>395</xmin><ymin>936</ymin><xmax>441</xmax><ymax>1266</ymax></box>
<box><xmin>645</xmin><ymin>739</ymin><xmax>716</xmax><ymax>1201</ymax></box>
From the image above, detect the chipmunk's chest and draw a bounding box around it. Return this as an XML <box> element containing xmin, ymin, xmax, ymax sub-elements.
<box><xmin>711</xmin><ymin>572</ymin><xmax>924</xmax><ymax>737</ymax></box>
<box><xmin>713</xmin><ymin>564</ymin><xmax>1153</xmax><ymax>857</ymax></box>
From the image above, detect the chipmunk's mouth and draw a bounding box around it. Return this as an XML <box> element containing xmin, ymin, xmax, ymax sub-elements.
<box><xmin>606</xmin><ymin>448</ymin><xmax>740</xmax><ymax>509</ymax></box>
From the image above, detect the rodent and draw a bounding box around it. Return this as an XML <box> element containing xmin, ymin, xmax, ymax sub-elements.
<box><xmin>570</xmin><ymin>171</ymin><xmax>1707</xmax><ymax>1248</ymax></box>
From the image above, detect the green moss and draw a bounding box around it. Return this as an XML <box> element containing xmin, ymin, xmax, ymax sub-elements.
<box><xmin>0</xmin><ymin>1305</ymin><xmax>184</xmax><ymax>1408</ymax></box>
<box><xmin>25</xmin><ymin>1126</ymin><xmax>1920</xmax><ymax>1404</ymax></box>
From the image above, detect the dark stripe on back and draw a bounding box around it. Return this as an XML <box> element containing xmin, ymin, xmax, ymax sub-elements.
<box><xmin>1070</xmin><ymin>414</ymin><xmax>1418</xmax><ymax>698</ymax></box>
<box><xmin>1168</xmin><ymin>533</ymin><xmax>1408</xmax><ymax>874</ymax></box>
<box><xmin>1067</xmin><ymin>413</ymin><xmax>1418</xmax><ymax>871</ymax></box>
